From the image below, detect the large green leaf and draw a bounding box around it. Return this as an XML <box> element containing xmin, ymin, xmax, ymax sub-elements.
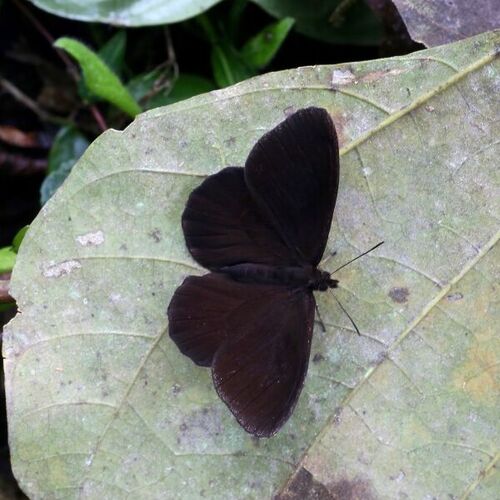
<box><xmin>4</xmin><ymin>31</ymin><xmax>499</xmax><ymax>499</ymax></box>
<box><xmin>28</xmin><ymin>0</ymin><xmax>223</xmax><ymax>25</ymax></box>
<box><xmin>252</xmin><ymin>0</ymin><xmax>383</xmax><ymax>45</ymax></box>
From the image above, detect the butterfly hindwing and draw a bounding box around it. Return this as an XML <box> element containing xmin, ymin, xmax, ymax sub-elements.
<box><xmin>212</xmin><ymin>287</ymin><xmax>315</xmax><ymax>437</ymax></box>
<box><xmin>167</xmin><ymin>273</ymin><xmax>290</xmax><ymax>367</ymax></box>
<box><xmin>181</xmin><ymin>167</ymin><xmax>298</xmax><ymax>270</ymax></box>
<box><xmin>245</xmin><ymin>107</ymin><xmax>339</xmax><ymax>266</ymax></box>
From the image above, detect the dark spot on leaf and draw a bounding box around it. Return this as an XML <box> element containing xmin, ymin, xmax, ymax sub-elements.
<box><xmin>446</xmin><ymin>292</ymin><xmax>463</xmax><ymax>301</ymax></box>
<box><xmin>224</xmin><ymin>136</ymin><xmax>236</xmax><ymax>147</ymax></box>
<box><xmin>276</xmin><ymin>467</ymin><xmax>331</xmax><ymax>499</ymax></box>
<box><xmin>389</xmin><ymin>287</ymin><xmax>409</xmax><ymax>303</ymax></box>
<box><xmin>333</xmin><ymin>406</ymin><xmax>343</xmax><ymax>425</ymax></box>
<box><xmin>179</xmin><ymin>423</ymin><xmax>188</xmax><ymax>432</ymax></box>
<box><xmin>148</xmin><ymin>228</ymin><xmax>161</xmax><ymax>242</ymax></box>
<box><xmin>329</xmin><ymin>476</ymin><xmax>376</xmax><ymax>500</ymax></box>
<box><xmin>120</xmin><ymin>243</ymin><xmax>128</xmax><ymax>251</ymax></box>
<box><xmin>313</xmin><ymin>353</ymin><xmax>324</xmax><ymax>363</ymax></box>
<box><xmin>172</xmin><ymin>384</ymin><xmax>181</xmax><ymax>395</ymax></box>
<box><xmin>374</xmin><ymin>351</ymin><xmax>388</xmax><ymax>365</ymax></box>
<box><xmin>68</xmin><ymin>216</ymin><xmax>72</xmax><ymax>221</ymax></box>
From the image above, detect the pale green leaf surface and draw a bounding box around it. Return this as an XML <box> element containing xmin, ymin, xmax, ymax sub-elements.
<box><xmin>4</xmin><ymin>31</ymin><xmax>499</xmax><ymax>499</ymax></box>
<box><xmin>28</xmin><ymin>0</ymin><xmax>223</xmax><ymax>25</ymax></box>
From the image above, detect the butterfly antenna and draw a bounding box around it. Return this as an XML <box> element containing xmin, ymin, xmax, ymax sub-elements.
<box><xmin>330</xmin><ymin>292</ymin><xmax>360</xmax><ymax>335</ymax></box>
<box><xmin>330</xmin><ymin>241</ymin><xmax>384</xmax><ymax>275</ymax></box>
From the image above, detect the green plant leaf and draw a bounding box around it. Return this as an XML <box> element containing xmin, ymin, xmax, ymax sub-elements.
<box><xmin>241</xmin><ymin>17</ymin><xmax>295</xmax><ymax>69</ymax></box>
<box><xmin>148</xmin><ymin>74</ymin><xmax>216</xmax><ymax>108</ymax></box>
<box><xmin>98</xmin><ymin>30</ymin><xmax>127</xmax><ymax>77</ymax></box>
<box><xmin>228</xmin><ymin>0</ymin><xmax>249</xmax><ymax>41</ymax></box>
<box><xmin>252</xmin><ymin>0</ymin><xmax>383</xmax><ymax>45</ymax></box>
<box><xmin>0</xmin><ymin>247</ymin><xmax>16</xmax><ymax>274</ymax></box>
<box><xmin>40</xmin><ymin>126</ymin><xmax>90</xmax><ymax>204</ymax></box>
<box><xmin>127</xmin><ymin>69</ymin><xmax>215</xmax><ymax>108</ymax></box>
<box><xmin>211</xmin><ymin>43</ymin><xmax>253</xmax><ymax>87</ymax></box>
<box><xmin>4</xmin><ymin>31</ymin><xmax>499</xmax><ymax>499</ymax></box>
<box><xmin>27</xmin><ymin>0</ymin><xmax>224</xmax><ymax>25</ymax></box>
<box><xmin>12</xmin><ymin>226</ymin><xmax>29</xmax><ymax>254</ymax></box>
<box><xmin>54</xmin><ymin>37</ymin><xmax>141</xmax><ymax>117</ymax></box>
<box><xmin>127</xmin><ymin>66</ymin><xmax>168</xmax><ymax>102</ymax></box>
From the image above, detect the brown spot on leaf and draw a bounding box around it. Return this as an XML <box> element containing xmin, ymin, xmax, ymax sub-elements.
<box><xmin>276</xmin><ymin>467</ymin><xmax>332</xmax><ymax>500</ymax></box>
<box><xmin>453</xmin><ymin>343</ymin><xmax>498</xmax><ymax>405</ymax></box>
<box><xmin>389</xmin><ymin>287</ymin><xmax>409</xmax><ymax>303</ymax></box>
<box><xmin>328</xmin><ymin>112</ymin><xmax>348</xmax><ymax>148</ymax></box>
<box><xmin>313</xmin><ymin>353</ymin><xmax>325</xmax><ymax>363</ymax></box>
<box><xmin>357</xmin><ymin>68</ymin><xmax>406</xmax><ymax>83</ymax></box>
<box><xmin>446</xmin><ymin>292</ymin><xmax>463</xmax><ymax>301</ymax></box>
<box><xmin>329</xmin><ymin>477</ymin><xmax>376</xmax><ymax>500</ymax></box>
<box><xmin>148</xmin><ymin>228</ymin><xmax>161</xmax><ymax>242</ymax></box>
<box><xmin>277</xmin><ymin>469</ymin><xmax>377</xmax><ymax>500</ymax></box>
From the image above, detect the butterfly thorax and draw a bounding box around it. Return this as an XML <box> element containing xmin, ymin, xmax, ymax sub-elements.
<box><xmin>219</xmin><ymin>263</ymin><xmax>338</xmax><ymax>291</ymax></box>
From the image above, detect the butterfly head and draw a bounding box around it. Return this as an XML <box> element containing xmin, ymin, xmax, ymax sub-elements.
<box><xmin>311</xmin><ymin>269</ymin><xmax>338</xmax><ymax>291</ymax></box>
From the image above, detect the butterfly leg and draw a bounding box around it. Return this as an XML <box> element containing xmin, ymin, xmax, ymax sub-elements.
<box><xmin>319</xmin><ymin>249</ymin><xmax>337</xmax><ymax>268</ymax></box>
<box><xmin>314</xmin><ymin>303</ymin><xmax>327</xmax><ymax>333</ymax></box>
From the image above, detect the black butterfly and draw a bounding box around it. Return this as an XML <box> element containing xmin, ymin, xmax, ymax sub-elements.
<box><xmin>168</xmin><ymin>107</ymin><xmax>340</xmax><ymax>437</ymax></box>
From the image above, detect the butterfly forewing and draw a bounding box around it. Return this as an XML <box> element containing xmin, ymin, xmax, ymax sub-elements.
<box><xmin>245</xmin><ymin>107</ymin><xmax>339</xmax><ymax>266</ymax></box>
<box><xmin>182</xmin><ymin>167</ymin><xmax>298</xmax><ymax>270</ymax></box>
<box><xmin>212</xmin><ymin>288</ymin><xmax>315</xmax><ymax>437</ymax></box>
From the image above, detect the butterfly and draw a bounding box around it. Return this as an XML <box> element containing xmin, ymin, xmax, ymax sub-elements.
<box><xmin>168</xmin><ymin>107</ymin><xmax>340</xmax><ymax>437</ymax></box>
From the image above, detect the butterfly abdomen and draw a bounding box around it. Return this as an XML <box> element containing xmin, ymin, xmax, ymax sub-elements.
<box><xmin>219</xmin><ymin>263</ymin><xmax>314</xmax><ymax>288</ymax></box>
